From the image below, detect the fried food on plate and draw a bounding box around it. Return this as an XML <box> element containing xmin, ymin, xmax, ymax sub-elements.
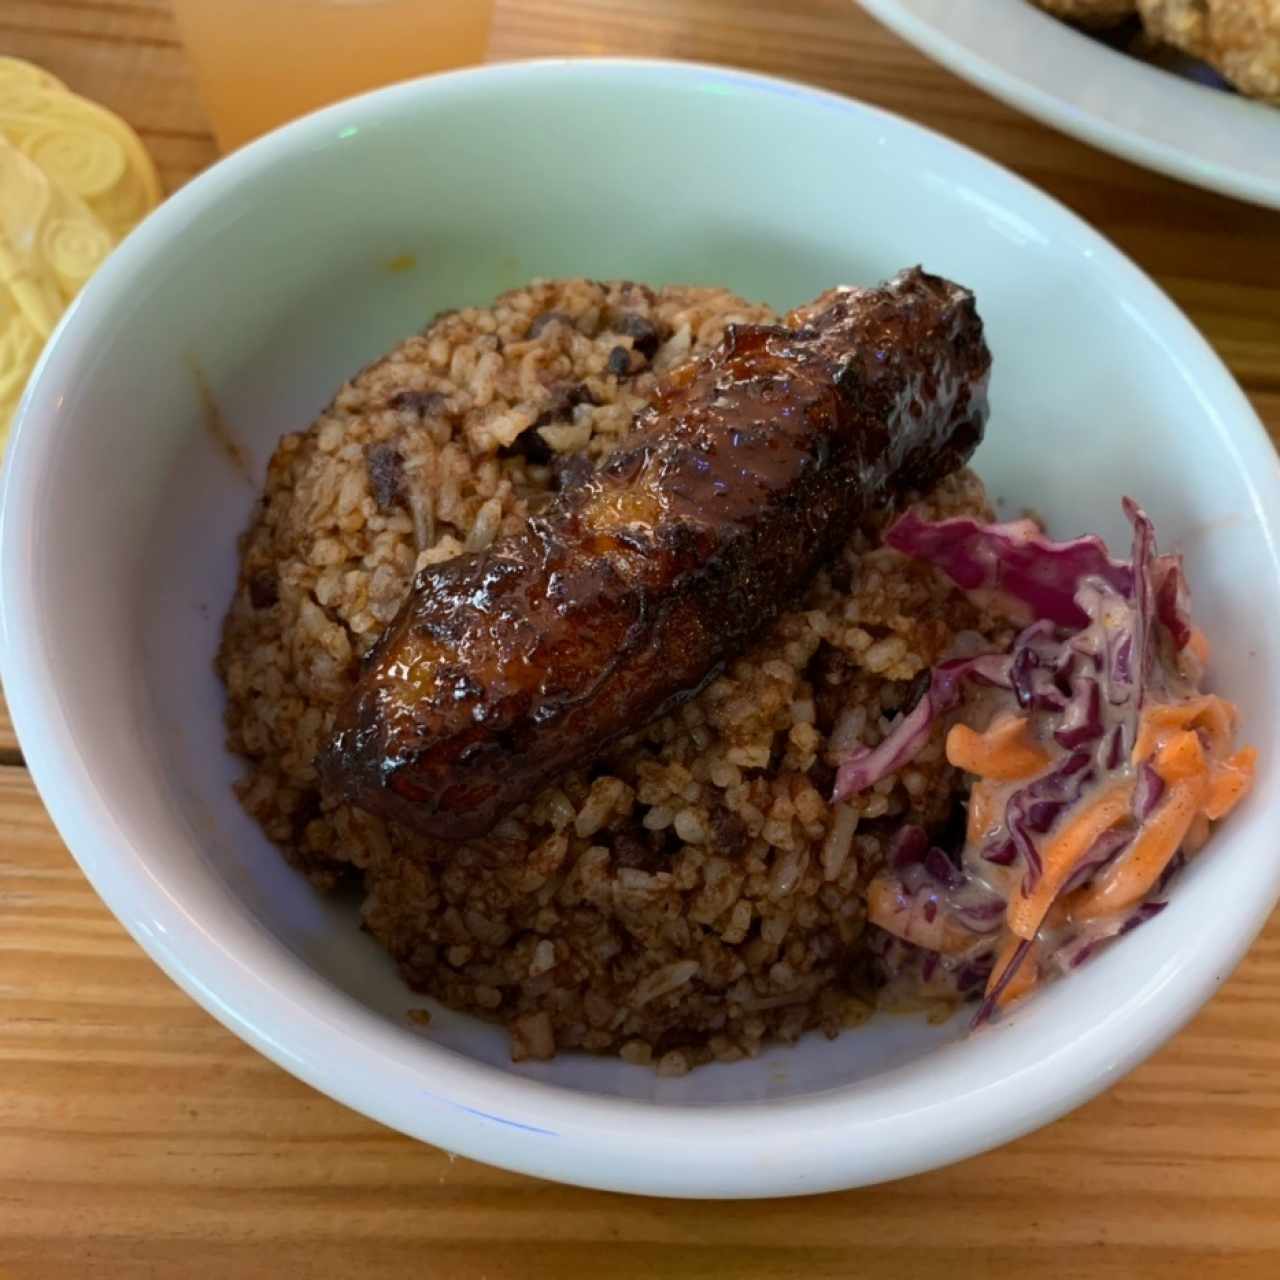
<box><xmin>1139</xmin><ymin>0</ymin><xmax>1280</xmax><ymax>101</ymax></box>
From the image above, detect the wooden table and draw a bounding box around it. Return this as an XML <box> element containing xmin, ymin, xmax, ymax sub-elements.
<box><xmin>4</xmin><ymin>2</ymin><xmax>1280</xmax><ymax>1275</ymax></box>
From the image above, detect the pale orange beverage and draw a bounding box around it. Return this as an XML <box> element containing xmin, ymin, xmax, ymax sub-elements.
<box><xmin>171</xmin><ymin>0</ymin><xmax>494</xmax><ymax>151</ymax></box>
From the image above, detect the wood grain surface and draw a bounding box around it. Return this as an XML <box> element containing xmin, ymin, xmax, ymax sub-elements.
<box><xmin>0</xmin><ymin>692</ymin><xmax>15</xmax><ymax>759</ymax></box>
<box><xmin>2</xmin><ymin>1</ymin><xmax>1279</xmax><ymax>1275</ymax></box>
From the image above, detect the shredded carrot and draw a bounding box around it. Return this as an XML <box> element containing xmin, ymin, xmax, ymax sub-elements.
<box><xmin>1205</xmin><ymin>746</ymin><xmax>1257</xmax><ymax>820</ymax></box>
<box><xmin>985</xmin><ymin>930</ymin><xmax>1038</xmax><ymax>1008</ymax></box>
<box><xmin>1152</xmin><ymin>728</ymin><xmax>1207</xmax><ymax>783</ymax></box>
<box><xmin>1132</xmin><ymin>695</ymin><xmax>1235</xmax><ymax>765</ymax></box>
<box><xmin>1069</xmin><ymin>703</ymin><xmax>1254</xmax><ymax>923</ymax></box>
<box><xmin>966</xmin><ymin>779</ymin><xmax>1000</xmax><ymax>845</ymax></box>
<box><xmin>1070</xmin><ymin>774</ymin><xmax>1206</xmax><ymax>919</ymax></box>
<box><xmin>1007</xmin><ymin>778</ymin><xmax>1135</xmax><ymax>941</ymax></box>
<box><xmin>948</xmin><ymin>610</ymin><xmax>1257</xmax><ymax>1008</ymax></box>
<box><xmin>947</xmin><ymin>714</ymin><xmax>1051</xmax><ymax>782</ymax></box>
<box><xmin>866</xmin><ymin>876</ymin><xmax>974</xmax><ymax>955</ymax></box>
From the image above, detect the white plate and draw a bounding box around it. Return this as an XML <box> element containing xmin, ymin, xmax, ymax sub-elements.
<box><xmin>858</xmin><ymin>0</ymin><xmax>1280</xmax><ymax>208</ymax></box>
<box><xmin>3</xmin><ymin>59</ymin><xmax>1280</xmax><ymax>1198</ymax></box>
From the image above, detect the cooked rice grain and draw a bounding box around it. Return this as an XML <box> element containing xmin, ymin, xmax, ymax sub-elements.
<box><xmin>218</xmin><ymin>277</ymin><xmax>1009</xmax><ymax>1068</ymax></box>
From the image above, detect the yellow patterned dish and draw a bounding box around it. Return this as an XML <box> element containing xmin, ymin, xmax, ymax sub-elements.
<box><xmin>0</xmin><ymin>57</ymin><xmax>160</xmax><ymax>442</ymax></box>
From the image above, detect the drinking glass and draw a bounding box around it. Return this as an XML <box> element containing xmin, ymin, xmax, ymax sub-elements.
<box><xmin>171</xmin><ymin>0</ymin><xmax>494</xmax><ymax>151</ymax></box>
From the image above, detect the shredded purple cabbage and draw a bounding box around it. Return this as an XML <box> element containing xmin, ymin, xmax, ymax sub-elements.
<box><xmin>1000</xmin><ymin>749</ymin><xmax>1093</xmax><ymax>893</ymax></box>
<box><xmin>878</xmin><ymin>826</ymin><xmax>1004</xmax><ymax>946</ymax></box>
<box><xmin>1050</xmin><ymin>900</ymin><xmax>1167</xmax><ymax>976</ymax></box>
<box><xmin>853</xmin><ymin>498</ymin><xmax>1210</xmax><ymax>1020</ymax></box>
<box><xmin>831</xmin><ymin>653</ymin><xmax>1011</xmax><ymax>803</ymax></box>
<box><xmin>1059</xmin><ymin>823</ymin><xmax>1133</xmax><ymax>897</ymax></box>
<box><xmin>1010</xmin><ymin>620</ymin><xmax>1073</xmax><ymax>713</ymax></box>
<box><xmin>1053</xmin><ymin>678</ymin><xmax>1102</xmax><ymax>749</ymax></box>
<box><xmin>889</xmin><ymin>824</ymin><xmax>930</xmax><ymax>868</ymax></box>
<box><xmin>1155</xmin><ymin>558</ymin><xmax>1192</xmax><ymax>651</ymax></box>
<box><xmin>1134</xmin><ymin>761</ymin><xmax>1165</xmax><ymax>820</ymax></box>
<box><xmin>1125</xmin><ymin>497</ymin><xmax>1156</xmax><ymax>707</ymax></box>
<box><xmin>972</xmin><ymin>937</ymin><xmax>1035</xmax><ymax>1027</ymax></box>
<box><xmin>838</xmin><ymin>498</ymin><xmax>1188</xmax><ymax>804</ymax></box>
<box><xmin>884</xmin><ymin>509</ymin><xmax>1132</xmax><ymax>629</ymax></box>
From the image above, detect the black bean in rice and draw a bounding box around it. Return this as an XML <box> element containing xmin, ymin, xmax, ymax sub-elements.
<box><xmin>217</xmin><ymin>277</ymin><xmax>1010</xmax><ymax>1072</ymax></box>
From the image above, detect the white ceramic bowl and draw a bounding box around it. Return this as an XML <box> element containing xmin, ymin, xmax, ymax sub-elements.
<box><xmin>857</xmin><ymin>0</ymin><xmax>1280</xmax><ymax>209</ymax></box>
<box><xmin>3</xmin><ymin>59</ymin><xmax>1279</xmax><ymax>1199</ymax></box>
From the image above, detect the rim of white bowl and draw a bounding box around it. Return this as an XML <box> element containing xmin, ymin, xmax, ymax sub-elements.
<box><xmin>855</xmin><ymin>0</ymin><xmax>1280</xmax><ymax>210</ymax></box>
<box><xmin>3</xmin><ymin>57</ymin><xmax>1279</xmax><ymax>1198</ymax></box>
